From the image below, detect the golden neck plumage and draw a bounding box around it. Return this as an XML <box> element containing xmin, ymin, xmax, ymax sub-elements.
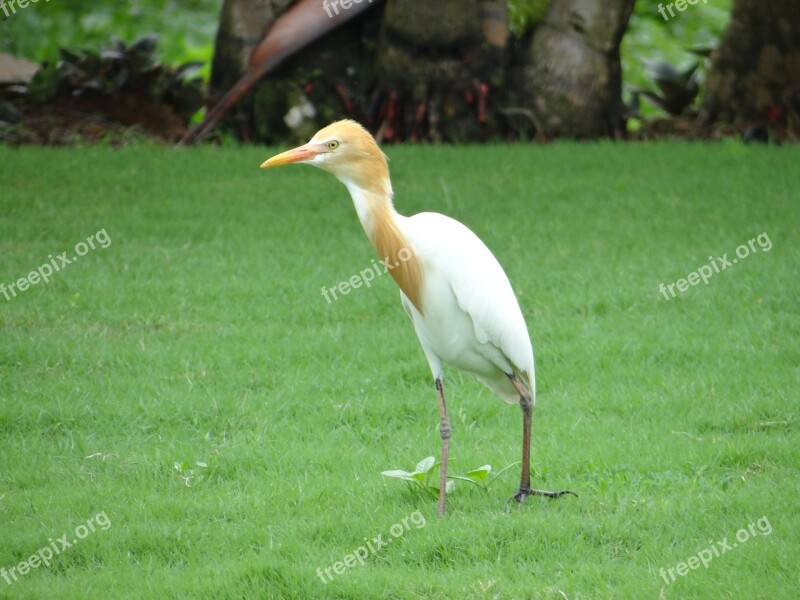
<box><xmin>368</xmin><ymin>200</ymin><xmax>424</xmax><ymax>315</ymax></box>
<box><xmin>348</xmin><ymin>180</ymin><xmax>424</xmax><ymax>316</ymax></box>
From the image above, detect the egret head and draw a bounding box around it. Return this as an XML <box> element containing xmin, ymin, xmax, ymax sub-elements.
<box><xmin>260</xmin><ymin>120</ymin><xmax>390</xmax><ymax>195</ymax></box>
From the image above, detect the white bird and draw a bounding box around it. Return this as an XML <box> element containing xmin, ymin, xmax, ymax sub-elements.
<box><xmin>261</xmin><ymin>120</ymin><xmax>573</xmax><ymax>515</ymax></box>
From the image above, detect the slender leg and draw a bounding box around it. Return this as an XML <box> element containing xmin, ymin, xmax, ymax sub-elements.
<box><xmin>507</xmin><ymin>374</ymin><xmax>576</xmax><ymax>503</ymax></box>
<box><xmin>435</xmin><ymin>378</ymin><xmax>451</xmax><ymax>517</ymax></box>
<box><xmin>518</xmin><ymin>380</ymin><xmax>533</xmax><ymax>492</ymax></box>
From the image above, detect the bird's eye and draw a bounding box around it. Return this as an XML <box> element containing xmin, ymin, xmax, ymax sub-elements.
<box><xmin>327</xmin><ymin>140</ymin><xmax>340</xmax><ymax>150</ymax></box>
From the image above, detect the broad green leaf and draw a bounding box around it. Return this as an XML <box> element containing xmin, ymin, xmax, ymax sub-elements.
<box><xmin>381</xmin><ymin>469</ymin><xmax>415</xmax><ymax>480</ymax></box>
<box><xmin>447</xmin><ymin>475</ymin><xmax>483</xmax><ymax>486</ymax></box>
<box><xmin>466</xmin><ymin>465</ymin><xmax>492</xmax><ymax>481</ymax></box>
<box><xmin>432</xmin><ymin>480</ymin><xmax>456</xmax><ymax>494</ymax></box>
<box><xmin>415</xmin><ymin>456</ymin><xmax>435</xmax><ymax>474</ymax></box>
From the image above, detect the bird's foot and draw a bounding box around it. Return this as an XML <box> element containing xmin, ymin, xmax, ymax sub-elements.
<box><xmin>511</xmin><ymin>486</ymin><xmax>578</xmax><ymax>505</ymax></box>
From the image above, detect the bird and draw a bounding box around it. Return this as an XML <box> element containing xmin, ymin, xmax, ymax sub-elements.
<box><xmin>260</xmin><ymin>119</ymin><xmax>573</xmax><ymax>515</ymax></box>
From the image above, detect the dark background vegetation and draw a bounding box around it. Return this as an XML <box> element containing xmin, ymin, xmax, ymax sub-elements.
<box><xmin>0</xmin><ymin>0</ymin><xmax>732</xmax><ymax>124</ymax></box>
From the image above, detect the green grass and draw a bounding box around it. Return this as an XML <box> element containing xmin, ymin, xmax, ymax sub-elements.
<box><xmin>0</xmin><ymin>141</ymin><xmax>798</xmax><ymax>599</ymax></box>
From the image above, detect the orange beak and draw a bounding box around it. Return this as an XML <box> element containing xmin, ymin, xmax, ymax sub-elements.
<box><xmin>260</xmin><ymin>142</ymin><xmax>320</xmax><ymax>169</ymax></box>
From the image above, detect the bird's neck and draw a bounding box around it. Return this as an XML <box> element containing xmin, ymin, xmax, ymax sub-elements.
<box><xmin>342</xmin><ymin>179</ymin><xmax>424</xmax><ymax>314</ymax></box>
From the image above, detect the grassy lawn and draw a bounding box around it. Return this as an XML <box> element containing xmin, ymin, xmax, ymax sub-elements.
<box><xmin>0</xmin><ymin>141</ymin><xmax>798</xmax><ymax>599</ymax></box>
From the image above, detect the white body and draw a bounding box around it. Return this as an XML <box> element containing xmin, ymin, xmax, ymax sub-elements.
<box><xmin>263</xmin><ymin>120</ymin><xmax>536</xmax><ymax>406</ymax></box>
<box><xmin>397</xmin><ymin>212</ymin><xmax>534</xmax><ymax>403</ymax></box>
<box><xmin>340</xmin><ymin>169</ymin><xmax>537</xmax><ymax>405</ymax></box>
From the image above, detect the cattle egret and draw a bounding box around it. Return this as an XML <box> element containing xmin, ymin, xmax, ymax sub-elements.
<box><xmin>261</xmin><ymin>120</ymin><xmax>573</xmax><ymax>515</ymax></box>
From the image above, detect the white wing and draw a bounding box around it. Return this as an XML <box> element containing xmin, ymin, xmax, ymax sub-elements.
<box><xmin>400</xmin><ymin>212</ymin><xmax>534</xmax><ymax>395</ymax></box>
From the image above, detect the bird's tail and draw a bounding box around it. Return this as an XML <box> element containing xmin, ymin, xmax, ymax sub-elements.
<box><xmin>517</xmin><ymin>368</ymin><xmax>535</xmax><ymax>407</ymax></box>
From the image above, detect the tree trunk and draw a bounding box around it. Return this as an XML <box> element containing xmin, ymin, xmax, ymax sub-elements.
<box><xmin>206</xmin><ymin>0</ymin><xmax>636</xmax><ymax>142</ymax></box>
<box><xmin>376</xmin><ymin>0</ymin><xmax>509</xmax><ymax>142</ymax></box>
<box><xmin>700</xmin><ymin>0</ymin><xmax>800</xmax><ymax>136</ymax></box>
<box><xmin>512</xmin><ymin>0</ymin><xmax>635</xmax><ymax>138</ymax></box>
<box><xmin>210</xmin><ymin>0</ymin><xmax>293</xmax><ymax>97</ymax></box>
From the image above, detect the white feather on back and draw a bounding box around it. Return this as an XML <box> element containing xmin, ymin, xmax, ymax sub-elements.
<box><xmin>400</xmin><ymin>212</ymin><xmax>534</xmax><ymax>398</ymax></box>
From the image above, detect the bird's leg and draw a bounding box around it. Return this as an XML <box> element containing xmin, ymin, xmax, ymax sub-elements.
<box><xmin>507</xmin><ymin>374</ymin><xmax>576</xmax><ymax>504</ymax></box>
<box><xmin>435</xmin><ymin>378</ymin><xmax>451</xmax><ymax>517</ymax></box>
<box><xmin>516</xmin><ymin>378</ymin><xmax>533</xmax><ymax>492</ymax></box>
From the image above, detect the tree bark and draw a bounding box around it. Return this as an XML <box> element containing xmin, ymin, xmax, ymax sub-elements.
<box><xmin>206</xmin><ymin>0</ymin><xmax>636</xmax><ymax>142</ymax></box>
<box><xmin>376</xmin><ymin>0</ymin><xmax>508</xmax><ymax>142</ymax></box>
<box><xmin>210</xmin><ymin>0</ymin><xmax>293</xmax><ymax>97</ymax></box>
<box><xmin>700</xmin><ymin>0</ymin><xmax>800</xmax><ymax>135</ymax></box>
<box><xmin>512</xmin><ymin>0</ymin><xmax>635</xmax><ymax>138</ymax></box>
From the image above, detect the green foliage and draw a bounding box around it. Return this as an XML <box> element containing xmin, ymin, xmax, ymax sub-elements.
<box><xmin>507</xmin><ymin>0</ymin><xmax>549</xmax><ymax>35</ymax></box>
<box><xmin>381</xmin><ymin>456</ymin><xmax>455</xmax><ymax>495</ymax></box>
<box><xmin>0</xmin><ymin>0</ymin><xmax>217</xmax><ymax>81</ymax></box>
<box><xmin>622</xmin><ymin>0</ymin><xmax>732</xmax><ymax>114</ymax></box>
<box><xmin>21</xmin><ymin>35</ymin><xmax>204</xmax><ymax>121</ymax></box>
<box><xmin>634</xmin><ymin>59</ymin><xmax>701</xmax><ymax>116</ymax></box>
<box><xmin>448</xmin><ymin>462</ymin><xmax>519</xmax><ymax>492</ymax></box>
<box><xmin>173</xmin><ymin>460</ymin><xmax>210</xmax><ymax>487</ymax></box>
<box><xmin>15</xmin><ymin>36</ymin><xmax>204</xmax><ymax>127</ymax></box>
<box><xmin>381</xmin><ymin>455</ymin><xmax>518</xmax><ymax>497</ymax></box>
<box><xmin>2</xmin><ymin>0</ymin><xmax>734</xmax><ymax>122</ymax></box>
<box><xmin>508</xmin><ymin>0</ymin><xmax>732</xmax><ymax>116</ymax></box>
